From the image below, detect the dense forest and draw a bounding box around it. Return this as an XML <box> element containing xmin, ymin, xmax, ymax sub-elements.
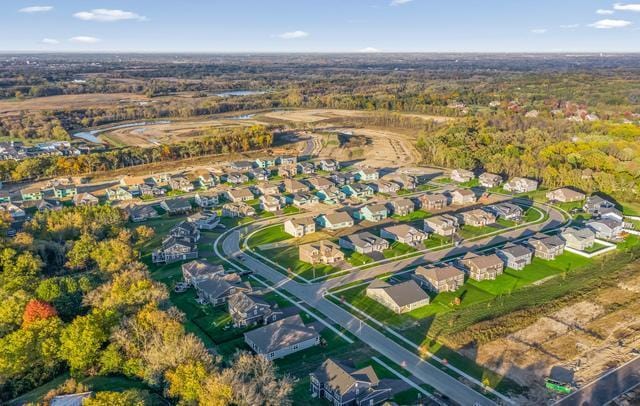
<box><xmin>0</xmin><ymin>206</ymin><xmax>291</xmax><ymax>404</ymax></box>
<box><xmin>0</xmin><ymin>125</ymin><xmax>273</xmax><ymax>182</ymax></box>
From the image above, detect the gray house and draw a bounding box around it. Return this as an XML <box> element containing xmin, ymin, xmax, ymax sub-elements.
<box><xmin>586</xmin><ymin>218</ymin><xmax>624</xmax><ymax>240</ymax></box>
<box><xmin>181</xmin><ymin>259</ymin><xmax>224</xmax><ymax>285</ymax></box>
<box><xmin>339</xmin><ymin>232</ymin><xmax>389</xmax><ymax>254</ymax></box>
<box><xmin>497</xmin><ymin>243</ymin><xmax>533</xmax><ymax>270</ymax></box>
<box><xmin>528</xmin><ymin>234</ymin><xmax>565</xmax><ymax>260</ymax></box>
<box><xmin>194</xmin><ymin>273</ymin><xmax>250</xmax><ymax>306</ymax></box>
<box><xmin>310</xmin><ymin>359</ymin><xmax>392</xmax><ymax>406</ymax></box>
<box><xmin>244</xmin><ymin>314</ymin><xmax>320</xmax><ymax>360</ymax></box>
<box><xmin>228</xmin><ymin>292</ymin><xmax>280</xmax><ymax>327</ymax></box>
<box><xmin>561</xmin><ymin>227</ymin><xmax>596</xmax><ymax>250</ymax></box>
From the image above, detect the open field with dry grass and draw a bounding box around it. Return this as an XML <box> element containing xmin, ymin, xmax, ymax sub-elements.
<box><xmin>0</xmin><ymin>93</ymin><xmax>149</xmax><ymax>116</ymax></box>
<box><xmin>260</xmin><ymin>108</ymin><xmax>453</xmax><ymax>124</ymax></box>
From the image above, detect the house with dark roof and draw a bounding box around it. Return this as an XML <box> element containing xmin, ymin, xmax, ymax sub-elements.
<box><xmin>127</xmin><ymin>204</ymin><xmax>159</xmax><ymax>222</ymax></box>
<box><xmin>310</xmin><ymin>359</ymin><xmax>392</xmax><ymax>406</ymax></box>
<box><xmin>528</xmin><ymin>234</ymin><xmax>566</xmax><ymax>260</ymax></box>
<box><xmin>169</xmin><ymin>220</ymin><xmax>200</xmax><ymax>242</ymax></box>
<box><xmin>339</xmin><ymin>232</ymin><xmax>389</xmax><ymax>254</ymax></box>
<box><xmin>366</xmin><ymin>279</ymin><xmax>430</xmax><ymax>314</ymax></box>
<box><xmin>460</xmin><ymin>252</ymin><xmax>504</xmax><ymax>281</ymax></box>
<box><xmin>412</xmin><ymin>265</ymin><xmax>465</xmax><ymax>293</ymax></box>
<box><xmin>330</xmin><ymin>172</ymin><xmax>355</xmax><ymax>186</ymax></box>
<box><xmin>161</xmin><ymin>197</ymin><xmax>193</xmax><ymax>215</ymax></box>
<box><xmin>561</xmin><ymin>227</ymin><xmax>596</xmax><ymax>250</ymax></box>
<box><xmin>181</xmin><ymin>259</ymin><xmax>225</xmax><ymax>285</ymax></box>
<box><xmin>583</xmin><ymin>195</ymin><xmax>616</xmax><ymax>216</ymax></box>
<box><xmin>244</xmin><ymin>314</ymin><xmax>320</xmax><ymax>360</ymax></box>
<box><xmin>297</xmin><ymin>162</ymin><xmax>316</xmax><ymax>175</ymax></box>
<box><xmin>194</xmin><ymin>273</ymin><xmax>250</xmax><ymax>306</ymax></box>
<box><xmin>497</xmin><ymin>243</ymin><xmax>533</xmax><ymax>270</ymax></box>
<box><xmin>152</xmin><ymin>236</ymin><xmax>198</xmax><ymax>264</ymax></box>
<box><xmin>586</xmin><ymin>218</ymin><xmax>624</xmax><ymax>240</ymax></box>
<box><xmin>489</xmin><ymin>203</ymin><xmax>524</xmax><ymax>221</ymax></box>
<box><xmin>228</xmin><ymin>292</ymin><xmax>280</xmax><ymax>327</ymax></box>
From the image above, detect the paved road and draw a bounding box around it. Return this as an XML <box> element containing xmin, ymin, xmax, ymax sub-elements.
<box><xmin>555</xmin><ymin>356</ymin><xmax>640</xmax><ymax>406</ymax></box>
<box><xmin>219</xmin><ymin>228</ymin><xmax>499</xmax><ymax>406</ymax></box>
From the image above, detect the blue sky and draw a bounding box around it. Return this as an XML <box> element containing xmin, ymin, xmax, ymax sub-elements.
<box><xmin>2</xmin><ymin>0</ymin><xmax>640</xmax><ymax>52</ymax></box>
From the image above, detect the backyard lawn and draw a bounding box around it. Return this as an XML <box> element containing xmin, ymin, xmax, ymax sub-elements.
<box><xmin>383</xmin><ymin>241</ymin><xmax>417</xmax><ymax>258</ymax></box>
<box><xmin>247</xmin><ymin>224</ymin><xmax>293</xmax><ymax>248</ymax></box>
<box><xmin>261</xmin><ymin>246</ymin><xmax>341</xmax><ymax>279</ymax></box>
<box><xmin>392</xmin><ymin>209</ymin><xmax>431</xmax><ymax>222</ymax></box>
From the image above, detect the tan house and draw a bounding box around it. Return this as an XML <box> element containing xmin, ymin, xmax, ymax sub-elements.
<box><xmin>380</xmin><ymin>224</ymin><xmax>429</xmax><ymax>245</ymax></box>
<box><xmin>225</xmin><ymin>188</ymin><xmax>254</xmax><ymax>203</ymax></box>
<box><xmin>546</xmin><ymin>188</ymin><xmax>586</xmax><ymax>203</ymax></box>
<box><xmin>451</xmin><ymin>189</ymin><xmax>476</xmax><ymax>205</ymax></box>
<box><xmin>460</xmin><ymin>208</ymin><xmax>497</xmax><ymax>227</ymax></box>
<box><xmin>412</xmin><ymin>265</ymin><xmax>465</xmax><ymax>293</ymax></box>
<box><xmin>424</xmin><ymin>214</ymin><xmax>459</xmax><ymax>236</ymax></box>
<box><xmin>528</xmin><ymin>234</ymin><xmax>566</xmax><ymax>260</ymax></box>
<box><xmin>561</xmin><ymin>227</ymin><xmax>596</xmax><ymax>250</ymax></box>
<box><xmin>478</xmin><ymin>172</ymin><xmax>503</xmax><ymax>188</ymax></box>
<box><xmin>283</xmin><ymin>178</ymin><xmax>309</xmax><ymax>194</ymax></box>
<box><xmin>299</xmin><ymin>240</ymin><xmax>345</xmax><ymax>265</ymax></box>
<box><xmin>418</xmin><ymin>193</ymin><xmax>448</xmax><ymax>210</ymax></box>
<box><xmin>284</xmin><ymin>217</ymin><xmax>316</xmax><ymax>237</ymax></box>
<box><xmin>459</xmin><ymin>252</ymin><xmax>504</xmax><ymax>281</ymax></box>
<box><xmin>451</xmin><ymin>169</ymin><xmax>475</xmax><ymax>183</ymax></box>
<box><xmin>366</xmin><ymin>279</ymin><xmax>430</xmax><ymax>314</ymax></box>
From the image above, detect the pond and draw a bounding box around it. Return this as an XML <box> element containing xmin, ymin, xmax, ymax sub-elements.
<box><xmin>215</xmin><ymin>90</ymin><xmax>266</xmax><ymax>97</ymax></box>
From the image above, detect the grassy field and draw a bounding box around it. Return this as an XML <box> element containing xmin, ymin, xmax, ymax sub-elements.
<box><xmin>260</xmin><ymin>245</ymin><xmax>341</xmax><ymax>279</ymax></box>
<box><xmin>345</xmin><ymin>250</ymin><xmax>374</xmax><ymax>266</ymax></box>
<box><xmin>383</xmin><ymin>241</ymin><xmax>417</xmax><ymax>258</ymax></box>
<box><xmin>391</xmin><ymin>209</ymin><xmax>431</xmax><ymax>222</ymax></box>
<box><xmin>247</xmin><ymin>224</ymin><xmax>292</xmax><ymax>248</ymax></box>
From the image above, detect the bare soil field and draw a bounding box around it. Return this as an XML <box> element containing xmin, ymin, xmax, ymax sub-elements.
<box><xmin>0</xmin><ymin>93</ymin><xmax>149</xmax><ymax>116</ymax></box>
<box><xmin>260</xmin><ymin>108</ymin><xmax>452</xmax><ymax>124</ymax></box>
<box><xmin>466</xmin><ymin>271</ymin><xmax>640</xmax><ymax>401</ymax></box>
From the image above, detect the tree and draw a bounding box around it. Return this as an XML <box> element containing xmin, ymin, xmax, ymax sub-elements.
<box><xmin>83</xmin><ymin>389</ymin><xmax>151</xmax><ymax>406</ymax></box>
<box><xmin>22</xmin><ymin>299</ymin><xmax>58</xmax><ymax>327</ymax></box>
<box><xmin>165</xmin><ymin>361</ymin><xmax>211</xmax><ymax>404</ymax></box>
<box><xmin>0</xmin><ymin>289</ymin><xmax>31</xmax><ymax>336</ymax></box>
<box><xmin>59</xmin><ymin>310</ymin><xmax>117</xmax><ymax>374</ymax></box>
<box><xmin>65</xmin><ymin>234</ymin><xmax>97</xmax><ymax>271</ymax></box>
<box><xmin>0</xmin><ymin>248</ymin><xmax>43</xmax><ymax>293</ymax></box>
<box><xmin>90</xmin><ymin>239</ymin><xmax>136</xmax><ymax>274</ymax></box>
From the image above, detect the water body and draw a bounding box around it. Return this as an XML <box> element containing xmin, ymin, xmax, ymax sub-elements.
<box><xmin>229</xmin><ymin>114</ymin><xmax>256</xmax><ymax>120</ymax></box>
<box><xmin>73</xmin><ymin>120</ymin><xmax>171</xmax><ymax>143</ymax></box>
<box><xmin>215</xmin><ymin>90</ymin><xmax>265</xmax><ymax>97</ymax></box>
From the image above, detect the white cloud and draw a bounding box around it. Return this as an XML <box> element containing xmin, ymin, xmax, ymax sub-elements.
<box><xmin>359</xmin><ymin>47</ymin><xmax>381</xmax><ymax>53</ymax></box>
<box><xmin>276</xmin><ymin>30</ymin><xmax>309</xmax><ymax>39</ymax></box>
<box><xmin>614</xmin><ymin>3</ymin><xmax>640</xmax><ymax>11</ymax></box>
<box><xmin>18</xmin><ymin>6</ymin><xmax>53</xmax><ymax>13</ymax></box>
<box><xmin>69</xmin><ymin>36</ymin><xmax>101</xmax><ymax>44</ymax></box>
<box><xmin>531</xmin><ymin>28</ymin><xmax>547</xmax><ymax>34</ymax></box>
<box><xmin>588</xmin><ymin>19</ymin><xmax>632</xmax><ymax>28</ymax></box>
<box><xmin>560</xmin><ymin>24</ymin><xmax>580</xmax><ymax>28</ymax></box>
<box><xmin>390</xmin><ymin>0</ymin><xmax>413</xmax><ymax>6</ymax></box>
<box><xmin>73</xmin><ymin>9</ymin><xmax>147</xmax><ymax>22</ymax></box>
<box><xmin>42</xmin><ymin>38</ymin><xmax>59</xmax><ymax>44</ymax></box>
<box><xmin>596</xmin><ymin>9</ymin><xmax>615</xmax><ymax>14</ymax></box>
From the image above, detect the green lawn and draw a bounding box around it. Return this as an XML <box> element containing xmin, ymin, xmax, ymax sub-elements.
<box><xmin>459</xmin><ymin>224</ymin><xmax>501</xmax><ymax>239</ymax></box>
<box><xmin>247</xmin><ymin>224</ymin><xmax>293</xmax><ymax>248</ymax></box>
<box><xmin>261</xmin><ymin>246</ymin><xmax>341</xmax><ymax>279</ymax></box>
<box><xmin>282</xmin><ymin>205</ymin><xmax>301</xmax><ymax>214</ymax></box>
<box><xmin>423</xmin><ymin>234</ymin><xmax>452</xmax><ymax>249</ymax></box>
<box><xmin>392</xmin><ymin>209</ymin><xmax>431</xmax><ymax>222</ymax></box>
<box><xmin>345</xmin><ymin>250</ymin><xmax>374</xmax><ymax>266</ymax></box>
<box><xmin>383</xmin><ymin>242</ymin><xmax>417</xmax><ymax>258</ymax></box>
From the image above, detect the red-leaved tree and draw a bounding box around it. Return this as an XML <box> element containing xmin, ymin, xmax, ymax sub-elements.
<box><xmin>22</xmin><ymin>299</ymin><xmax>58</xmax><ymax>327</ymax></box>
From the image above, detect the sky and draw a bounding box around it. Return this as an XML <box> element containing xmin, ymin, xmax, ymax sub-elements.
<box><xmin>2</xmin><ymin>0</ymin><xmax>640</xmax><ymax>53</ymax></box>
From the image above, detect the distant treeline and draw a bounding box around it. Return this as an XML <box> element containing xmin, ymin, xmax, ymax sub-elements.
<box><xmin>0</xmin><ymin>125</ymin><xmax>272</xmax><ymax>181</ymax></box>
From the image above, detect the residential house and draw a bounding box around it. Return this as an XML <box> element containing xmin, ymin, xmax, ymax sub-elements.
<box><xmin>52</xmin><ymin>185</ymin><xmax>77</xmax><ymax>198</ymax></box>
<box><xmin>370</xmin><ymin>180</ymin><xmax>400</xmax><ymax>194</ymax></box>
<box><xmin>228</xmin><ymin>292</ymin><xmax>280</xmax><ymax>327</ymax></box>
<box><xmin>341</xmin><ymin>183</ymin><xmax>374</xmax><ymax>199</ymax></box>
<box><xmin>310</xmin><ymin>359</ymin><xmax>391</xmax><ymax>406</ymax></box>
<box><xmin>161</xmin><ymin>198</ymin><xmax>192</xmax><ymax>215</ymax></box>
<box><xmin>195</xmin><ymin>273</ymin><xmax>250</xmax><ymax>306</ymax></box>
<box><xmin>460</xmin><ymin>208</ymin><xmax>497</xmax><ymax>227</ymax></box>
<box><xmin>283</xmin><ymin>178</ymin><xmax>309</xmax><ymax>194</ymax></box>
<box><xmin>489</xmin><ymin>203</ymin><xmax>524</xmax><ymax>221</ymax></box>
<box><xmin>169</xmin><ymin>221</ymin><xmax>200</xmax><ymax>242</ymax></box>
<box><xmin>0</xmin><ymin>191</ymin><xmax>10</xmax><ymax>203</ymax></box>
<box><xmin>381</xmin><ymin>224</ymin><xmax>429</xmax><ymax>246</ymax></box>
<box><xmin>127</xmin><ymin>204</ymin><xmax>160</xmax><ymax>222</ymax></box>
<box><xmin>49</xmin><ymin>393</ymin><xmax>93</xmax><ymax>406</ymax></box>
<box><xmin>307</xmin><ymin>176</ymin><xmax>334</xmax><ymax>191</ymax></box>
<box><xmin>21</xmin><ymin>187</ymin><xmax>43</xmax><ymax>201</ymax></box>
<box><xmin>297</xmin><ymin>162</ymin><xmax>316</xmax><ymax>175</ymax></box>
<box><xmin>189</xmin><ymin>169</ymin><xmax>217</xmax><ymax>189</ymax></box>
<box><xmin>255</xmin><ymin>182</ymin><xmax>280</xmax><ymax>196</ymax></box>
<box><xmin>187</xmin><ymin>212</ymin><xmax>220</xmax><ymax>230</ymax></box>
<box><xmin>244</xmin><ymin>314</ymin><xmax>319</xmax><ymax>361</ymax></box>
<box><xmin>150</xmin><ymin>173</ymin><xmax>170</xmax><ymax>185</ymax></box>
<box><xmin>418</xmin><ymin>193</ymin><xmax>448</xmax><ymax>210</ymax></box>
<box><xmin>600</xmin><ymin>206</ymin><xmax>625</xmax><ymax>222</ymax></box>
<box><xmin>355</xmin><ymin>204</ymin><xmax>388</xmax><ymax>222</ymax></box>
<box><xmin>169</xmin><ymin>175</ymin><xmax>195</xmax><ymax>193</ymax></box>
<box><xmin>249</xmin><ymin>168</ymin><xmax>270</xmax><ymax>182</ymax></box>
<box><xmin>225</xmin><ymin>188</ymin><xmax>254</xmax><ymax>203</ymax></box>
<box><xmin>284</xmin><ymin>217</ymin><xmax>316</xmax><ymax>237</ymax></box>
<box><xmin>316</xmin><ymin>212</ymin><xmax>355</xmax><ymax>230</ymax></box>
<box><xmin>386</xmin><ymin>173</ymin><xmax>416</xmax><ymax>190</ymax></box>
<box><xmin>366</xmin><ymin>279</ymin><xmax>430</xmax><ymax>314</ymax></box>
<box><xmin>152</xmin><ymin>236</ymin><xmax>198</xmax><ymax>264</ymax></box>
<box><xmin>278</xmin><ymin>155</ymin><xmax>297</xmax><ymax>166</ymax></box>
<box><xmin>412</xmin><ymin>265</ymin><xmax>465</xmax><ymax>293</ymax></box>
<box><xmin>561</xmin><ymin>227</ymin><xmax>596</xmax><ymax>250</ymax></box>
<box><xmin>424</xmin><ymin>214</ymin><xmax>459</xmax><ymax>236</ymax></box>
<box><xmin>181</xmin><ymin>259</ymin><xmax>224</xmax><ymax>285</ymax></box>
<box><xmin>339</xmin><ymin>232</ymin><xmax>389</xmax><ymax>254</ymax></box>
<box><xmin>194</xmin><ymin>191</ymin><xmax>220</xmax><ymax>208</ymax></box>
<box><xmin>222</xmin><ymin>202</ymin><xmax>256</xmax><ymax>218</ymax></box>
<box><xmin>451</xmin><ymin>169</ymin><xmax>475</xmax><ymax>183</ymax></box>
<box><xmin>451</xmin><ymin>189</ymin><xmax>476</xmax><ymax>205</ymax></box>
<box><xmin>479</xmin><ymin>172</ymin><xmax>503</xmax><ymax>188</ymax></box>
<box><xmin>299</xmin><ymin>240</ymin><xmax>345</xmax><ymax>264</ymax></box>
<box><xmin>354</xmin><ymin>168</ymin><xmax>379</xmax><ymax>182</ymax></box>
<box><xmin>72</xmin><ymin>192</ymin><xmax>99</xmax><ymax>206</ymax></box>
<box><xmin>229</xmin><ymin>160</ymin><xmax>254</xmax><ymax>171</ymax></box>
<box><xmin>330</xmin><ymin>172</ymin><xmax>355</xmax><ymax>186</ymax></box>
<box><xmin>318</xmin><ymin>159</ymin><xmax>339</xmax><ymax>172</ymax></box>
<box><xmin>255</xmin><ymin>157</ymin><xmax>276</xmax><ymax>169</ymax></box>
<box><xmin>278</xmin><ymin>165</ymin><xmax>297</xmax><ymax>178</ymax></box>
<box><xmin>528</xmin><ymin>234</ymin><xmax>566</xmax><ymax>260</ymax></box>
<box><xmin>586</xmin><ymin>218</ymin><xmax>624</xmax><ymax>240</ymax></box>
<box><xmin>583</xmin><ymin>195</ymin><xmax>616</xmax><ymax>216</ymax></box>
<box><xmin>259</xmin><ymin>195</ymin><xmax>281</xmax><ymax>212</ymax></box>
<box><xmin>546</xmin><ymin>188</ymin><xmax>586</xmax><ymax>203</ymax></box>
<box><xmin>226</xmin><ymin>172</ymin><xmax>249</xmax><ymax>185</ymax></box>
<box><xmin>497</xmin><ymin>243</ymin><xmax>533</xmax><ymax>270</ymax></box>
<box><xmin>388</xmin><ymin>198</ymin><xmax>415</xmax><ymax>217</ymax></box>
<box><xmin>290</xmin><ymin>193</ymin><xmax>319</xmax><ymax>207</ymax></box>
<box><xmin>106</xmin><ymin>187</ymin><xmax>134</xmax><ymax>201</ymax></box>
<box><xmin>35</xmin><ymin>199</ymin><xmax>61</xmax><ymax>213</ymax></box>
<box><xmin>0</xmin><ymin>203</ymin><xmax>25</xmax><ymax>220</ymax></box>
<box><xmin>316</xmin><ymin>186</ymin><xmax>346</xmax><ymax>204</ymax></box>
<box><xmin>459</xmin><ymin>252</ymin><xmax>504</xmax><ymax>281</ymax></box>
<box><xmin>503</xmin><ymin>177</ymin><xmax>539</xmax><ymax>193</ymax></box>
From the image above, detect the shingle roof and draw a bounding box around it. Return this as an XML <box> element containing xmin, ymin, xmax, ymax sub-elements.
<box><xmin>311</xmin><ymin>359</ymin><xmax>379</xmax><ymax>396</ymax></box>
<box><xmin>415</xmin><ymin>265</ymin><xmax>464</xmax><ymax>281</ymax></box>
<box><xmin>244</xmin><ymin>314</ymin><xmax>318</xmax><ymax>353</ymax></box>
<box><xmin>368</xmin><ymin>279</ymin><xmax>430</xmax><ymax>308</ymax></box>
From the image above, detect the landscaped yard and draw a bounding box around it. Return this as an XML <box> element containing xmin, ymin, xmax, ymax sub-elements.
<box><xmin>383</xmin><ymin>241</ymin><xmax>417</xmax><ymax>258</ymax></box>
<box><xmin>260</xmin><ymin>246</ymin><xmax>342</xmax><ymax>279</ymax></box>
<box><xmin>344</xmin><ymin>250</ymin><xmax>374</xmax><ymax>266</ymax></box>
<box><xmin>247</xmin><ymin>224</ymin><xmax>293</xmax><ymax>248</ymax></box>
<box><xmin>392</xmin><ymin>209</ymin><xmax>431</xmax><ymax>222</ymax></box>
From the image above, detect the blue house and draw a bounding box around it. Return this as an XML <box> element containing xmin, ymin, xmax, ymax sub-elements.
<box><xmin>341</xmin><ymin>183</ymin><xmax>374</xmax><ymax>199</ymax></box>
<box><xmin>355</xmin><ymin>204</ymin><xmax>388</xmax><ymax>222</ymax></box>
<box><xmin>255</xmin><ymin>157</ymin><xmax>276</xmax><ymax>169</ymax></box>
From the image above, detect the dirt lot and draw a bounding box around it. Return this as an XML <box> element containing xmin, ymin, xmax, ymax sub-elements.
<box><xmin>261</xmin><ymin>108</ymin><xmax>452</xmax><ymax>124</ymax></box>
<box><xmin>466</xmin><ymin>272</ymin><xmax>640</xmax><ymax>402</ymax></box>
<box><xmin>0</xmin><ymin>93</ymin><xmax>149</xmax><ymax>116</ymax></box>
